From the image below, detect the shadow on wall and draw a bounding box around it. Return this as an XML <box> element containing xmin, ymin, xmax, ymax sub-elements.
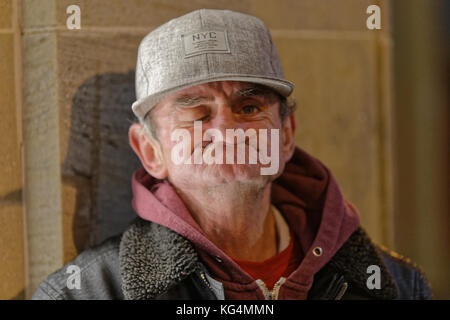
<box><xmin>62</xmin><ymin>70</ymin><xmax>140</xmax><ymax>254</ymax></box>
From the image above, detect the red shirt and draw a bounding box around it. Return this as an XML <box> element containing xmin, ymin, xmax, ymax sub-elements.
<box><xmin>231</xmin><ymin>233</ymin><xmax>302</xmax><ymax>290</ymax></box>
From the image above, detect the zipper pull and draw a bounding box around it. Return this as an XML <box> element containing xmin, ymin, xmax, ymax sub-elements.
<box><xmin>256</xmin><ymin>278</ymin><xmax>286</xmax><ymax>300</ymax></box>
<box><xmin>334</xmin><ymin>282</ymin><xmax>348</xmax><ymax>300</ymax></box>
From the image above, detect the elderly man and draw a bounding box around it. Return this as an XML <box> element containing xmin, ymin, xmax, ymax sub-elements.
<box><xmin>34</xmin><ymin>9</ymin><xmax>431</xmax><ymax>300</ymax></box>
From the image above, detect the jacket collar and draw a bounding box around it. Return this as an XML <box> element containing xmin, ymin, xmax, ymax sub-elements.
<box><xmin>120</xmin><ymin>219</ymin><xmax>398</xmax><ymax>300</ymax></box>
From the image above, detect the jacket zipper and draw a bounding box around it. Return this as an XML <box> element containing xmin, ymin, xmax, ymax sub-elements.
<box><xmin>199</xmin><ymin>271</ymin><xmax>213</xmax><ymax>290</ymax></box>
<box><xmin>202</xmin><ymin>270</ymin><xmax>348</xmax><ymax>300</ymax></box>
<box><xmin>201</xmin><ymin>271</ymin><xmax>287</xmax><ymax>300</ymax></box>
<box><xmin>256</xmin><ymin>277</ymin><xmax>286</xmax><ymax>300</ymax></box>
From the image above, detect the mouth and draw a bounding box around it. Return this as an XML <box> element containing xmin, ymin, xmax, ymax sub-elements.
<box><xmin>196</xmin><ymin>140</ymin><xmax>260</xmax><ymax>165</ymax></box>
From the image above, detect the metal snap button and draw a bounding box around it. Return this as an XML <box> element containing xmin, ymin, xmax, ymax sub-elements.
<box><xmin>313</xmin><ymin>246</ymin><xmax>323</xmax><ymax>257</ymax></box>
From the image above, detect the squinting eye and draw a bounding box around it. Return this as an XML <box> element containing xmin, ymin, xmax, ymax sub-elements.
<box><xmin>241</xmin><ymin>105</ymin><xmax>259</xmax><ymax>114</ymax></box>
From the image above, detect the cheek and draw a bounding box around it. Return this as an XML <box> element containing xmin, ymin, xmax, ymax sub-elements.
<box><xmin>153</xmin><ymin>128</ymin><xmax>179</xmax><ymax>162</ymax></box>
<box><xmin>158</xmin><ymin>127</ymin><xmax>197</xmax><ymax>166</ymax></box>
<box><xmin>243</xmin><ymin>111</ymin><xmax>281</xmax><ymax>130</ymax></box>
<box><xmin>249</xmin><ymin>117</ymin><xmax>282</xmax><ymax>147</ymax></box>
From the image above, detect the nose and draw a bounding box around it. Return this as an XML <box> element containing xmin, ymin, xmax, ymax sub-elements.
<box><xmin>207</xmin><ymin>103</ymin><xmax>244</xmax><ymax>144</ymax></box>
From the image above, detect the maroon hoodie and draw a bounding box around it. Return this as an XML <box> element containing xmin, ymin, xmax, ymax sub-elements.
<box><xmin>131</xmin><ymin>147</ymin><xmax>360</xmax><ymax>299</ymax></box>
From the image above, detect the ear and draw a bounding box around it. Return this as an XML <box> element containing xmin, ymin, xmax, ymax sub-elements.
<box><xmin>281</xmin><ymin>113</ymin><xmax>296</xmax><ymax>162</ymax></box>
<box><xmin>128</xmin><ymin>123</ymin><xmax>168</xmax><ymax>179</ymax></box>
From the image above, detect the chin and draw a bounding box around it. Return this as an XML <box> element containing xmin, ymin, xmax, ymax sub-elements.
<box><xmin>169</xmin><ymin>163</ymin><xmax>274</xmax><ymax>188</ymax></box>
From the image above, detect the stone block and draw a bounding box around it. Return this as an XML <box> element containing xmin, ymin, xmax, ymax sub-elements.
<box><xmin>22</xmin><ymin>31</ymin><xmax>63</xmax><ymax>293</ymax></box>
<box><xmin>251</xmin><ymin>0</ymin><xmax>390</xmax><ymax>32</ymax></box>
<box><xmin>275</xmin><ymin>35</ymin><xmax>386</xmax><ymax>241</ymax></box>
<box><xmin>57</xmin><ymin>33</ymin><xmax>142</xmax><ymax>257</ymax></box>
<box><xmin>55</xmin><ymin>0</ymin><xmax>252</xmax><ymax>28</ymax></box>
<box><xmin>21</xmin><ymin>0</ymin><xmax>56</xmax><ymax>30</ymax></box>
<box><xmin>0</xmin><ymin>205</ymin><xmax>25</xmax><ymax>299</ymax></box>
<box><xmin>0</xmin><ymin>0</ymin><xmax>12</xmax><ymax>29</ymax></box>
<box><xmin>0</xmin><ymin>32</ymin><xmax>25</xmax><ymax>300</ymax></box>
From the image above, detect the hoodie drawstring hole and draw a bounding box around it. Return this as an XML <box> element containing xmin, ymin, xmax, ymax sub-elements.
<box><xmin>313</xmin><ymin>247</ymin><xmax>323</xmax><ymax>257</ymax></box>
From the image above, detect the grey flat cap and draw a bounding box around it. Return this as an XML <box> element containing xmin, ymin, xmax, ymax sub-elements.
<box><xmin>132</xmin><ymin>9</ymin><xmax>294</xmax><ymax>119</ymax></box>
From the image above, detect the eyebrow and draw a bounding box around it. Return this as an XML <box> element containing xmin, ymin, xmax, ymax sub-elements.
<box><xmin>172</xmin><ymin>85</ymin><xmax>275</xmax><ymax>108</ymax></box>
<box><xmin>173</xmin><ymin>95</ymin><xmax>211</xmax><ymax>107</ymax></box>
<box><xmin>233</xmin><ymin>85</ymin><xmax>275</xmax><ymax>99</ymax></box>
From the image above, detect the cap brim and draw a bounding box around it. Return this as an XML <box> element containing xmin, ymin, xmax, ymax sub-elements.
<box><xmin>132</xmin><ymin>75</ymin><xmax>294</xmax><ymax>119</ymax></box>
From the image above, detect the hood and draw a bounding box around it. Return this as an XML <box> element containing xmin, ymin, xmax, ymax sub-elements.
<box><xmin>131</xmin><ymin>146</ymin><xmax>360</xmax><ymax>297</ymax></box>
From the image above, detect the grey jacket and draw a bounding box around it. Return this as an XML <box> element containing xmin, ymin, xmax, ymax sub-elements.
<box><xmin>32</xmin><ymin>218</ymin><xmax>432</xmax><ymax>300</ymax></box>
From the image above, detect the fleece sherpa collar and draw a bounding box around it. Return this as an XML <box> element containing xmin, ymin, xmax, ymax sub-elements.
<box><xmin>119</xmin><ymin>218</ymin><xmax>398</xmax><ymax>300</ymax></box>
<box><xmin>119</xmin><ymin>218</ymin><xmax>201</xmax><ymax>300</ymax></box>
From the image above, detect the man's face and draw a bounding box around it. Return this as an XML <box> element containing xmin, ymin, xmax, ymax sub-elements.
<box><xmin>139</xmin><ymin>81</ymin><xmax>295</xmax><ymax>190</ymax></box>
